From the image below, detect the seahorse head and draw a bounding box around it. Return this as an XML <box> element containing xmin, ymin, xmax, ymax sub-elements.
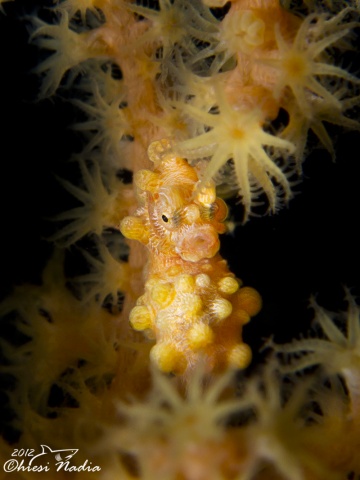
<box><xmin>120</xmin><ymin>139</ymin><xmax>228</xmax><ymax>262</ymax></box>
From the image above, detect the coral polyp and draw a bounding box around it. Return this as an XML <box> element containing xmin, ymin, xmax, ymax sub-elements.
<box><xmin>175</xmin><ymin>84</ymin><xmax>295</xmax><ymax>220</ymax></box>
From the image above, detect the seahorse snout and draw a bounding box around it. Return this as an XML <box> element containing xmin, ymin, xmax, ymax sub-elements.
<box><xmin>176</xmin><ymin>225</ymin><xmax>220</xmax><ymax>262</ymax></box>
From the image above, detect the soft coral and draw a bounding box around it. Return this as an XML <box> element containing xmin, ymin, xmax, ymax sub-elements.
<box><xmin>273</xmin><ymin>291</ymin><xmax>360</xmax><ymax>419</ymax></box>
<box><xmin>175</xmin><ymin>82</ymin><xmax>294</xmax><ymax>221</ymax></box>
<box><xmin>264</xmin><ymin>8</ymin><xmax>360</xmax><ymax>165</ymax></box>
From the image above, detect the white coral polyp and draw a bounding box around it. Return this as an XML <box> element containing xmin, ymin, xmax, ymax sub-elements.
<box><xmin>176</xmin><ymin>85</ymin><xmax>295</xmax><ymax>221</ymax></box>
<box><xmin>221</xmin><ymin>10</ymin><xmax>266</xmax><ymax>55</ymax></box>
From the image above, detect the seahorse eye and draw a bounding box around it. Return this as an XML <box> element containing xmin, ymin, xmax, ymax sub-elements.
<box><xmin>162</xmin><ymin>214</ymin><xmax>169</xmax><ymax>223</ymax></box>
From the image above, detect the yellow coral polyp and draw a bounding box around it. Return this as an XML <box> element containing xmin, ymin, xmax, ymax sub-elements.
<box><xmin>222</xmin><ymin>10</ymin><xmax>266</xmax><ymax>55</ymax></box>
<box><xmin>56</xmin><ymin>0</ymin><xmax>112</xmax><ymax>22</ymax></box>
<box><xmin>176</xmin><ymin>86</ymin><xmax>295</xmax><ymax>221</ymax></box>
<box><xmin>282</xmin><ymin>52</ymin><xmax>309</xmax><ymax>80</ymax></box>
<box><xmin>267</xmin><ymin>12</ymin><xmax>360</xmax><ymax>121</ymax></box>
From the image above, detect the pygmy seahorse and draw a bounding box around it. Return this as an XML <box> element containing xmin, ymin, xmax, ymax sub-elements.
<box><xmin>120</xmin><ymin>139</ymin><xmax>261</xmax><ymax>375</ymax></box>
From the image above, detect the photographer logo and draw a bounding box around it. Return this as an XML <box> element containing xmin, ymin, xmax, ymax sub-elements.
<box><xmin>3</xmin><ymin>445</ymin><xmax>101</xmax><ymax>473</ymax></box>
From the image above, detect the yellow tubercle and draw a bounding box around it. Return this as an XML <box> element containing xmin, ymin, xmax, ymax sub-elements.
<box><xmin>237</xmin><ymin>286</ymin><xmax>262</xmax><ymax>317</ymax></box>
<box><xmin>227</xmin><ymin>343</ymin><xmax>252</xmax><ymax>370</ymax></box>
<box><xmin>188</xmin><ymin>323</ymin><xmax>215</xmax><ymax>350</ymax></box>
<box><xmin>150</xmin><ymin>343</ymin><xmax>185</xmax><ymax>374</ymax></box>
<box><xmin>233</xmin><ymin>309</ymin><xmax>251</xmax><ymax>326</ymax></box>
<box><xmin>134</xmin><ymin>169</ymin><xmax>159</xmax><ymax>193</ymax></box>
<box><xmin>129</xmin><ymin>305</ymin><xmax>153</xmax><ymax>331</ymax></box>
<box><xmin>210</xmin><ymin>297</ymin><xmax>233</xmax><ymax>323</ymax></box>
<box><xmin>194</xmin><ymin>181</ymin><xmax>217</xmax><ymax>207</ymax></box>
<box><xmin>175</xmin><ymin>274</ymin><xmax>196</xmax><ymax>293</ymax></box>
<box><xmin>218</xmin><ymin>276</ymin><xmax>240</xmax><ymax>295</ymax></box>
<box><xmin>150</xmin><ymin>282</ymin><xmax>175</xmax><ymax>308</ymax></box>
<box><xmin>182</xmin><ymin>294</ymin><xmax>203</xmax><ymax>318</ymax></box>
<box><xmin>120</xmin><ymin>216</ymin><xmax>149</xmax><ymax>244</ymax></box>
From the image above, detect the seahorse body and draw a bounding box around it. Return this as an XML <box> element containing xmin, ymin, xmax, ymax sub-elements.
<box><xmin>120</xmin><ymin>139</ymin><xmax>261</xmax><ymax>375</ymax></box>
